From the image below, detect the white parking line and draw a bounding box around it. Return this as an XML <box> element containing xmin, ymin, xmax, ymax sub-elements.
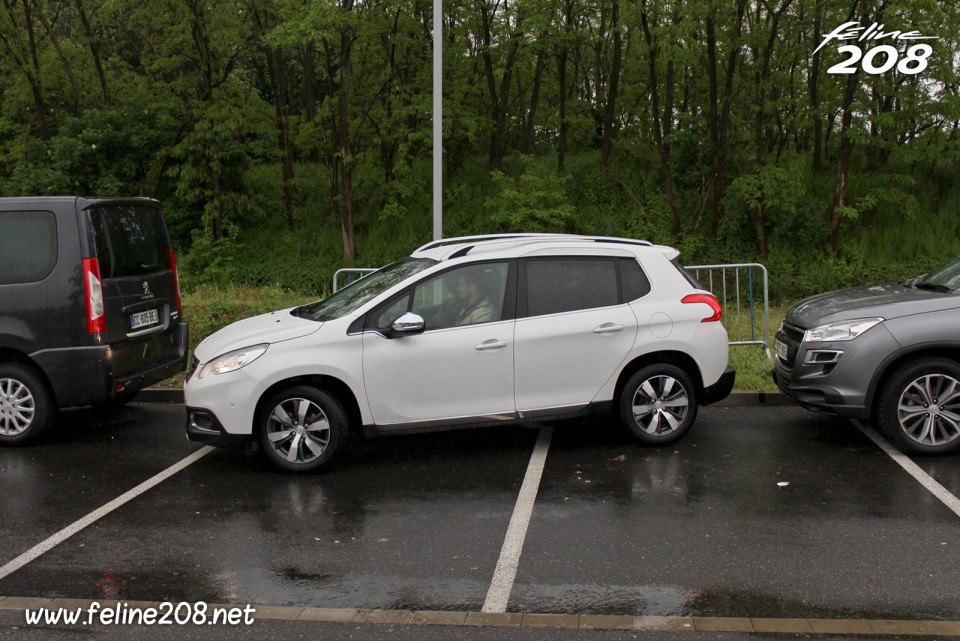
<box><xmin>0</xmin><ymin>446</ymin><xmax>214</xmax><ymax>581</ymax></box>
<box><xmin>482</xmin><ymin>426</ymin><xmax>553</xmax><ymax>613</ymax></box>
<box><xmin>854</xmin><ymin>420</ymin><xmax>960</xmax><ymax>519</ymax></box>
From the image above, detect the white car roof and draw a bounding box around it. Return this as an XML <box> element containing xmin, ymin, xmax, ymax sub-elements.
<box><xmin>411</xmin><ymin>234</ymin><xmax>680</xmax><ymax>262</ymax></box>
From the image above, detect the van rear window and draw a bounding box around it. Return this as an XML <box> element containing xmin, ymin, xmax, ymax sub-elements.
<box><xmin>88</xmin><ymin>205</ymin><xmax>169</xmax><ymax>278</ymax></box>
<box><xmin>0</xmin><ymin>211</ymin><xmax>57</xmax><ymax>284</ymax></box>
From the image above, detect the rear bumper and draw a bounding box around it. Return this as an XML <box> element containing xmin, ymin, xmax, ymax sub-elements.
<box><xmin>702</xmin><ymin>366</ymin><xmax>736</xmax><ymax>406</ymax></box>
<box><xmin>31</xmin><ymin>322</ymin><xmax>188</xmax><ymax>408</ymax></box>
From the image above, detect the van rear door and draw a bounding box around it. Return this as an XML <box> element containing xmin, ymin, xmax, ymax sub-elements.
<box><xmin>85</xmin><ymin>202</ymin><xmax>184</xmax><ymax>379</ymax></box>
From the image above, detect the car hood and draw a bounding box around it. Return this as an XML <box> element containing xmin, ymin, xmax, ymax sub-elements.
<box><xmin>787</xmin><ymin>282</ymin><xmax>958</xmax><ymax>328</ymax></box>
<box><xmin>194</xmin><ymin>308</ymin><xmax>322</xmax><ymax>362</ymax></box>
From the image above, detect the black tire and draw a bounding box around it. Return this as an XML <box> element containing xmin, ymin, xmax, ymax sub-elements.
<box><xmin>256</xmin><ymin>386</ymin><xmax>349</xmax><ymax>472</ymax></box>
<box><xmin>876</xmin><ymin>358</ymin><xmax>960</xmax><ymax>456</ymax></box>
<box><xmin>0</xmin><ymin>362</ymin><xmax>57</xmax><ymax>445</ymax></box>
<box><xmin>619</xmin><ymin>363</ymin><xmax>698</xmax><ymax>445</ymax></box>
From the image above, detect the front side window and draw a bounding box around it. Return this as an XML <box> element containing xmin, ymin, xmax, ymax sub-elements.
<box><xmin>525</xmin><ymin>259</ymin><xmax>619</xmax><ymax>316</ymax></box>
<box><xmin>376</xmin><ymin>262</ymin><xmax>510</xmax><ymax>331</ymax></box>
<box><xmin>0</xmin><ymin>211</ymin><xmax>57</xmax><ymax>285</ymax></box>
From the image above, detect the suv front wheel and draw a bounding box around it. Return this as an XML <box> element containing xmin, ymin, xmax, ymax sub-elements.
<box><xmin>619</xmin><ymin>364</ymin><xmax>698</xmax><ymax>444</ymax></box>
<box><xmin>257</xmin><ymin>386</ymin><xmax>350</xmax><ymax>473</ymax></box>
<box><xmin>877</xmin><ymin>358</ymin><xmax>960</xmax><ymax>455</ymax></box>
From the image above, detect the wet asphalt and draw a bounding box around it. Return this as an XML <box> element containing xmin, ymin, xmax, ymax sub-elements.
<box><xmin>1</xmin><ymin>399</ymin><xmax>958</xmax><ymax>639</ymax></box>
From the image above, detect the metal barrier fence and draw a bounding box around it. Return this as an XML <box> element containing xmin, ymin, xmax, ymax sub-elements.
<box><xmin>332</xmin><ymin>268</ymin><xmax>377</xmax><ymax>293</ymax></box>
<box><xmin>333</xmin><ymin>262</ymin><xmax>771</xmax><ymax>358</ymax></box>
<box><xmin>685</xmin><ymin>263</ymin><xmax>770</xmax><ymax>358</ymax></box>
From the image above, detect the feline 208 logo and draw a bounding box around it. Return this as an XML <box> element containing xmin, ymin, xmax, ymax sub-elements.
<box><xmin>815</xmin><ymin>21</ymin><xmax>939</xmax><ymax>75</ymax></box>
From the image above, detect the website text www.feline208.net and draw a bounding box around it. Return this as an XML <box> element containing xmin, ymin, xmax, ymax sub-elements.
<box><xmin>24</xmin><ymin>601</ymin><xmax>255</xmax><ymax>626</ymax></box>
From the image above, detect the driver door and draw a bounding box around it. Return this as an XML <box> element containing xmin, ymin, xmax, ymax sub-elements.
<box><xmin>361</xmin><ymin>262</ymin><xmax>516</xmax><ymax>427</ymax></box>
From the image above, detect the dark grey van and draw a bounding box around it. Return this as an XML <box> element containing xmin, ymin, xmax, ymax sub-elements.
<box><xmin>0</xmin><ymin>196</ymin><xmax>188</xmax><ymax>443</ymax></box>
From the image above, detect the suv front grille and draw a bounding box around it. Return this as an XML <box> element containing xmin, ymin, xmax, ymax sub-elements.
<box><xmin>775</xmin><ymin>322</ymin><xmax>806</xmax><ymax>368</ymax></box>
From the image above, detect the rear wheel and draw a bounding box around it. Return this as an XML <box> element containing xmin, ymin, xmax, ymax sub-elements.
<box><xmin>619</xmin><ymin>364</ymin><xmax>698</xmax><ymax>445</ymax></box>
<box><xmin>877</xmin><ymin>358</ymin><xmax>960</xmax><ymax>455</ymax></box>
<box><xmin>257</xmin><ymin>386</ymin><xmax>349</xmax><ymax>472</ymax></box>
<box><xmin>0</xmin><ymin>363</ymin><xmax>57</xmax><ymax>445</ymax></box>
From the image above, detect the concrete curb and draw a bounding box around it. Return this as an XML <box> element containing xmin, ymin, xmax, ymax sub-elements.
<box><xmin>136</xmin><ymin>388</ymin><xmax>791</xmax><ymax>407</ymax></box>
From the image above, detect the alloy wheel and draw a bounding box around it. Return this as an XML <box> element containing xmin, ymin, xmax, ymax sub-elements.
<box><xmin>897</xmin><ymin>374</ymin><xmax>960</xmax><ymax>447</ymax></box>
<box><xmin>0</xmin><ymin>377</ymin><xmax>36</xmax><ymax>436</ymax></box>
<box><xmin>264</xmin><ymin>397</ymin><xmax>331</xmax><ymax>465</ymax></box>
<box><xmin>632</xmin><ymin>375</ymin><xmax>690</xmax><ymax>436</ymax></box>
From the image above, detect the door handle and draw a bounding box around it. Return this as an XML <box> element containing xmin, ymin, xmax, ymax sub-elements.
<box><xmin>593</xmin><ymin>323</ymin><xmax>624</xmax><ymax>334</ymax></box>
<box><xmin>475</xmin><ymin>339</ymin><xmax>509</xmax><ymax>351</ymax></box>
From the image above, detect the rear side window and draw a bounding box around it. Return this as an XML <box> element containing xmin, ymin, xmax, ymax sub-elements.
<box><xmin>619</xmin><ymin>258</ymin><xmax>651</xmax><ymax>301</ymax></box>
<box><xmin>88</xmin><ymin>205</ymin><xmax>169</xmax><ymax>278</ymax></box>
<box><xmin>0</xmin><ymin>211</ymin><xmax>57</xmax><ymax>285</ymax></box>
<box><xmin>525</xmin><ymin>259</ymin><xmax>619</xmax><ymax>316</ymax></box>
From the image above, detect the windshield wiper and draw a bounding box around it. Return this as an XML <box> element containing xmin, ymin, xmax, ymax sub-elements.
<box><xmin>915</xmin><ymin>282</ymin><xmax>951</xmax><ymax>293</ymax></box>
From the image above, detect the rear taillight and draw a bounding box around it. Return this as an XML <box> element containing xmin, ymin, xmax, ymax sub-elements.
<box><xmin>681</xmin><ymin>293</ymin><xmax>723</xmax><ymax>323</ymax></box>
<box><xmin>168</xmin><ymin>248</ymin><xmax>182</xmax><ymax>315</ymax></box>
<box><xmin>82</xmin><ymin>258</ymin><xmax>106</xmax><ymax>334</ymax></box>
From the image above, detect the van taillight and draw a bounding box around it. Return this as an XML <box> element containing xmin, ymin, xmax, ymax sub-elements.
<box><xmin>681</xmin><ymin>293</ymin><xmax>723</xmax><ymax>323</ymax></box>
<box><xmin>168</xmin><ymin>249</ymin><xmax>182</xmax><ymax>314</ymax></box>
<box><xmin>83</xmin><ymin>258</ymin><xmax>106</xmax><ymax>334</ymax></box>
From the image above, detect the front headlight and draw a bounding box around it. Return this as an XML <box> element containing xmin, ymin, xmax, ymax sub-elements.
<box><xmin>803</xmin><ymin>318</ymin><xmax>883</xmax><ymax>343</ymax></box>
<box><xmin>198</xmin><ymin>344</ymin><xmax>269</xmax><ymax>378</ymax></box>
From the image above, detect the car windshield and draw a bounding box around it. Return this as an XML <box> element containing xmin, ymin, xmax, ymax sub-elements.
<box><xmin>301</xmin><ymin>258</ymin><xmax>436</xmax><ymax>321</ymax></box>
<box><xmin>918</xmin><ymin>256</ymin><xmax>960</xmax><ymax>293</ymax></box>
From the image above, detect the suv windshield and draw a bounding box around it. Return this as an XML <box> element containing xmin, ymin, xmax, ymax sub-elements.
<box><xmin>918</xmin><ymin>256</ymin><xmax>960</xmax><ymax>293</ymax></box>
<box><xmin>88</xmin><ymin>205</ymin><xmax>169</xmax><ymax>278</ymax></box>
<box><xmin>303</xmin><ymin>258</ymin><xmax>436</xmax><ymax>321</ymax></box>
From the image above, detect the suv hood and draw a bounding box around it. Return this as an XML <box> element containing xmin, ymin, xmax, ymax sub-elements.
<box><xmin>788</xmin><ymin>282</ymin><xmax>958</xmax><ymax>328</ymax></box>
<box><xmin>194</xmin><ymin>308</ymin><xmax>321</xmax><ymax>362</ymax></box>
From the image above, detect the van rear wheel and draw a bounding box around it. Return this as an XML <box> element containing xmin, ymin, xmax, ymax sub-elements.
<box><xmin>0</xmin><ymin>363</ymin><xmax>57</xmax><ymax>445</ymax></box>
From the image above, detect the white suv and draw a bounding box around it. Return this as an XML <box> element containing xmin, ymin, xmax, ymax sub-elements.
<box><xmin>185</xmin><ymin>234</ymin><xmax>735</xmax><ymax>472</ymax></box>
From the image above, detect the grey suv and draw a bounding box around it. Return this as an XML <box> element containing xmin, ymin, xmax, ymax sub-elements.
<box><xmin>773</xmin><ymin>257</ymin><xmax>960</xmax><ymax>455</ymax></box>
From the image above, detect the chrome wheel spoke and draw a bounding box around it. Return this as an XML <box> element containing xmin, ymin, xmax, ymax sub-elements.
<box><xmin>270</xmin><ymin>406</ymin><xmax>296</xmax><ymax>429</ymax></box>
<box><xmin>287</xmin><ymin>433</ymin><xmax>303</xmax><ymax>462</ymax></box>
<box><xmin>268</xmin><ymin>428</ymin><xmax>294</xmax><ymax>444</ymax></box>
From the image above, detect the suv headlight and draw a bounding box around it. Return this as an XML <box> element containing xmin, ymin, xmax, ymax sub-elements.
<box><xmin>198</xmin><ymin>344</ymin><xmax>269</xmax><ymax>378</ymax></box>
<box><xmin>803</xmin><ymin>318</ymin><xmax>883</xmax><ymax>343</ymax></box>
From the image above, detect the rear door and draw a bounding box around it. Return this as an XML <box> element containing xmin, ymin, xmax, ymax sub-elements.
<box><xmin>84</xmin><ymin>202</ymin><xmax>181</xmax><ymax>376</ymax></box>
<box><xmin>514</xmin><ymin>257</ymin><xmax>639</xmax><ymax>413</ymax></box>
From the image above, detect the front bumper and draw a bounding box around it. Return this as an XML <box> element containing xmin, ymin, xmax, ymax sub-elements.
<box><xmin>186</xmin><ymin>407</ymin><xmax>251</xmax><ymax>447</ymax></box>
<box><xmin>771</xmin><ymin>321</ymin><xmax>899</xmax><ymax>420</ymax></box>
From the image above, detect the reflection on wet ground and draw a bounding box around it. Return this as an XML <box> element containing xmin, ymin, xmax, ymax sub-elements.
<box><xmin>0</xmin><ymin>404</ymin><xmax>958</xmax><ymax>621</ymax></box>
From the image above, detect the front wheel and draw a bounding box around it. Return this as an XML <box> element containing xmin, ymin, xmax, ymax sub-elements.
<box><xmin>876</xmin><ymin>358</ymin><xmax>960</xmax><ymax>455</ymax></box>
<box><xmin>0</xmin><ymin>363</ymin><xmax>57</xmax><ymax>445</ymax></box>
<box><xmin>257</xmin><ymin>386</ymin><xmax>349</xmax><ymax>473</ymax></box>
<box><xmin>619</xmin><ymin>364</ymin><xmax>698</xmax><ymax>445</ymax></box>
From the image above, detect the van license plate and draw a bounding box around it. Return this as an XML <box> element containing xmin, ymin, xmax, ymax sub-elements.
<box><xmin>131</xmin><ymin>308</ymin><xmax>159</xmax><ymax>329</ymax></box>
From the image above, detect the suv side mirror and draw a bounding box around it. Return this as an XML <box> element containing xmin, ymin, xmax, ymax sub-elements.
<box><xmin>390</xmin><ymin>312</ymin><xmax>425</xmax><ymax>336</ymax></box>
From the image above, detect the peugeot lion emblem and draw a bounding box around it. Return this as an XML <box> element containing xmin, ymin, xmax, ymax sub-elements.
<box><xmin>142</xmin><ymin>281</ymin><xmax>152</xmax><ymax>297</ymax></box>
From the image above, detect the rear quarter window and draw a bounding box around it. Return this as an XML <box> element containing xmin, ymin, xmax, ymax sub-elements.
<box><xmin>88</xmin><ymin>205</ymin><xmax>170</xmax><ymax>278</ymax></box>
<box><xmin>0</xmin><ymin>211</ymin><xmax>58</xmax><ymax>285</ymax></box>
